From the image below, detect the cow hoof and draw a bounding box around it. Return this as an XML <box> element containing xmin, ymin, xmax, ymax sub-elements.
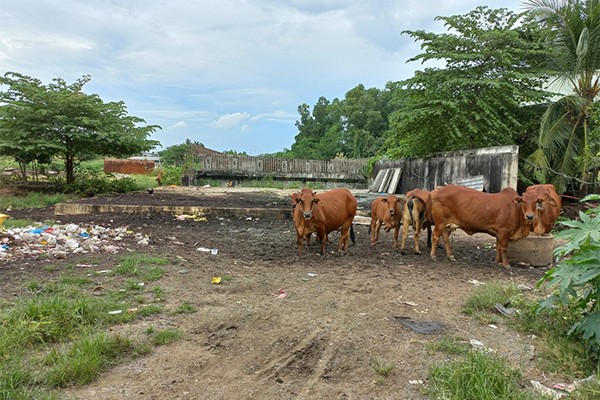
<box><xmin>414</xmin><ymin>251</ymin><xmax>422</xmax><ymax>255</ymax></box>
<box><xmin>448</xmin><ymin>256</ymin><xmax>456</xmax><ymax>261</ymax></box>
<box><xmin>400</xmin><ymin>250</ymin><xmax>407</xmax><ymax>255</ymax></box>
<box><xmin>430</xmin><ymin>255</ymin><xmax>437</xmax><ymax>261</ymax></box>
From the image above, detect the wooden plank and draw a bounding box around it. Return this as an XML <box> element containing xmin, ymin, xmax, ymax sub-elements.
<box><xmin>370</xmin><ymin>169</ymin><xmax>386</xmax><ymax>192</ymax></box>
<box><xmin>377</xmin><ymin>169</ymin><xmax>392</xmax><ymax>193</ymax></box>
<box><xmin>387</xmin><ymin>168</ymin><xmax>402</xmax><ymax>194</ymax></box>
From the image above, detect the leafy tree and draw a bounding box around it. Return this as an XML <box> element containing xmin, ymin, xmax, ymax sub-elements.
<box><xmin>382</xmin><ymin>6</ymin><xmax>553</xmax><ymax>158</ymax></box>
<box><xmin>158</xmin><ymin>139</ymin><xmax>206</xmax><ymax>166</ymax></box>
<box><xmin>290</xmin><ymin>84</ymin><xmax>394</xmax><ymax>160</ymax></box>
<box><xmin>525</xmin><ymin>0</ymin><xmax>600</xmax><ymax>195</ymax></box>
<box><xmin>0</xmin><ymin>72</ymin><xmax>160</xmax><ymax>183</ymax></box>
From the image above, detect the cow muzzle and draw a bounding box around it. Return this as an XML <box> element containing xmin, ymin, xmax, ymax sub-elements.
<box><xmin>303</xmin><ymin>211</ymin><xmax>313</xmax><ymax>219</ymax></box>
<box><xmin>389</xmin><ymin>209</ymin><xmax>395</xmax><ymax>215</ymax></box>
<box><xmin>525</xmin><ymin>213</ymin><xmax>535</xmax><ymax>221</ymax></box>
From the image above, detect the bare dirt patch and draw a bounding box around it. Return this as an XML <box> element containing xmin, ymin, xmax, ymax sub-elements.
<box><xmin>2</xmin><ymin>187</ymin><xmax>551</xmax><ymax>399</ymax></box>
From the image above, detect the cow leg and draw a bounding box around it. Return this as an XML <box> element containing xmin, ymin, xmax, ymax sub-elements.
<box><xmin>400</xmin><ymin>217</ymin><xmax>410</xmax><ymax>254</ymax></box>
<box><xmin>441</xmin><ymin>227</ymin><xmax>455</xmax><ymax>261</ymax></box>
<box><xmin>496</xmin><ymin>236</ymin><xmax>511</xmax><ymax>269</ymax></box>
<box><xmin>296</xmin><ymin>231</ymin><xmax>304</xmax><ymax>257</ymax></box>
<box><xmin>318</xmin><ymin>227</ymin><xmax>327</xmax><ymax>255</ymax></box>
<box><xmin>413</xmin><ymin>219</ymin><xmax>422</xmax><ymax>255</ymax></box>
<box><xmin>370</xmin><ymin>218</ymin><xmax>378</xmax><ymax>246</ymax></box>
<box><xmin>430</xmin><ymin>225</ymin><xmax>444</xmax><ymax>260</ymax></box>
<box><xmin>393</xmin><ymin>224</ymin><xmax>399</xmax><ymax>248</ymax></box>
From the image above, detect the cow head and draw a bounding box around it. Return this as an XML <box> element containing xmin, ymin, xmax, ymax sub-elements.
<box><xmin>298</xmin><ymin>188</ymin><xmax>320</xmax><ymax>219</ymax></box>
<box><xmin>289</xmin><ymin>192</ymin><xmax>301</xmax><ymax>209</ymax></box>
<box><xmin>521</xmin><ymin>187</ymin><xmax>550</xmax><ymax>225</ymax></box>
<box><xmin>383</xmin><ymin>195</ymin><xmax>402</xmax><ymax>217</ymax></box>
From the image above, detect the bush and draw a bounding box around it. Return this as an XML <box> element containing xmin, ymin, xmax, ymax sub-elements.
<box><xmin>64</xmin><ymin>171</ymin><xmax>140</xmax><ymax>196</ymax></box>
<box><xmin>537</xmin><ymin>194</ymin><xmax>600</xmax><ymax>352</ymax></box>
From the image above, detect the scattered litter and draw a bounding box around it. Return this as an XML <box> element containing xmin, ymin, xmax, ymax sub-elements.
<box><xmin>246</xmin><ymin>217</ymin><xmax>253</xmax><ymax>221</ymax></box>
<box><xmin>202</xmin><ymin>184</ymin><xmax>210</xmax><ymax>188</ymax></box>
<box><xmin>91</xmin><ymin>286</ymin><xmax>105</xmax><ymax>295</ymax></box>
<box><xmin>211</xmin><ymin>277</ymin><xmax>222</xmax><ymax>284</ymax></box>
<box><xmin>530</xmin><ymin>380</ymin><xmax>565</xmax><ymax>399</ymax></box>
<box><xmin>108</xmin><ymin>310</ymin><xmax>123</xmax><ymax>315</ymax></box>
<box><xmin>175</xmin><ymin>214</ymin><xmax>207</xmax><ymax>222</ymax></box>
<box><xmin>307</xmin><ymin>273</ymin><xmax>317</xmax><ymax>277</ymax></box>
<box><xmin>408</xmin><ymin>380</ymin><xmax>424</xmax><ymax>385</ymax></box>
<box><xmin>523</xmin><ymin>344</ymin><xmax>535</xmax><ymax>360</ymax></box>
<box><xmin>211</xmin><ymin>248</ymin><xmax>218</xmax><ymax>255</ymax></box>
<box><xmin>468</xmin><ymin>279</ymin><xmax>484</xmax><ymax>286</ymax></box>
<box><xmin>394</xmin><ymin>316</ymin><xmax>445</xmax><ymax>334</ymax></box>
<box><xmin>276</xmin><ymin>288</ymin><xmax>287</xmax><ymax>299</ymax></box>
<box><xmin>97</xmin><ymin>269</ymin><xmax>112</xmax><ymax>274</ymax></box>
<box><xmin>0</xmin><ymin>223</ymin><xmax>146</xmax><ymax>260</ymax></box>
<box><xmin>495</xmin><ymin>303</ymin><xmax>516</xmax><ymax>317</ymax></box>
<box><xmin>517</xmin><ymin>283</ymin><xmax>533</xmax><ymax>291</ymax></box>
<box><xmin>488</xmin><ymin>324</ymin><xmax>498</xmax><ymax>329</ymax></box>
<box><xmin>403</xmin><ymin>301</ymin><xmax>418</xmax><ymax>307</ymax></box>
<box><xmin>197</xmin><ymin>247</ymin><xmax>211</xmax><ymax>253</ymax></box>
<box><xmin>178</xmin><ymin>269</ymin><xmax>189</xmax><ymax>274</ymax></box>
<box><xmin>470</xmin><ymin>339</ymin><xmax>495</xmax><ymax>353</ymax></box>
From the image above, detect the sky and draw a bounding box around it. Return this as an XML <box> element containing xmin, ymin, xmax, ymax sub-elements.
<box><xmin>1</xmin><ymin>0</ymin><xmax>524</xmax><ymax>155</ymax></box>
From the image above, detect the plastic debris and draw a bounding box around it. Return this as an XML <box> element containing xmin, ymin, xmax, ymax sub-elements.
<box><xmin>394</xmin><ymin>317</ymin><xmax>445</xmax><ymax>334</ymax></box>
<box><xmin>212</xmin><ymin>276</ymin><xmax>222</xmax><ymax>284</ymax></box>
<box><xmin>276</xmin><ymin>288</ymin><xmax>287</xmax><ymax>299</ymax></box>
<box><xmin>108</xmin><ymin>310</ymin><xmax>123</xmax><ymax>315</ymax></box>
<box><xmin>470</xmin><ymin>339</ymin><xmax>496</xmax><ymax>353</ymax></box>
<box><xmin>211</xmin><ymin>248</ymin><xmax>218</xmax><ymax>255</ymax></box>
<box><xmin>2</xmin><ymin>223</ymin><xmax>146</xmax><ymax>260</ymax></box>
<box><xmin>530</xmin><ymin>381</ymin><xmax>565</xmax><ymax>399</ymax></box>
<box><xmin>495</xmin><ymin>303</ymin><xmax>516</xmax><ymax>317</ymax></box>
<box><xmin>197</xmin><ymin>247</ymin><xmax>212</xmax><ymax>253</ymax></box>
<box><xmin>468</xmin><ymin>279</ymin><xmax>484</xmax><ymax>286</ymax></box>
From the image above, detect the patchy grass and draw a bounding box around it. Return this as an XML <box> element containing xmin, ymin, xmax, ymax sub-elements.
<box><xmin>0</xmin><ymin>253</ymin><xmax>178</xmax><ymax>399</ymax></box>
<box><xmin>426</xmin><ymin>350</ymin><xmax>537</xmax><ymax>400</ymax></box>
<box><xmin>0</xmin><ymin>193</ymin><xmax>75</xmax><ymax>211</ymax></box>
<box><xmin>426</xmin><ymin>336</ymin><xmax>471</xmax><ymax>355</ymax></box>
<box><xmin>112</xmin><ymin>253</ymin><xmax>168</xmax><ymax>282</ymax></box>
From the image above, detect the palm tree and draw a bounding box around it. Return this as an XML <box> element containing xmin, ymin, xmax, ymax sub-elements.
<box><xmin>524</xmin><ymin>0</ymin><xmax>600</xmax><ymax>194</ymax></box>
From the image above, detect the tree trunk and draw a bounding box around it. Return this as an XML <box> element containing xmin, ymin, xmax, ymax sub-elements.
<box><xmin>66</xmin><ymin>154</ymin><xmax>75</xmax><ymax>184</ymax></box>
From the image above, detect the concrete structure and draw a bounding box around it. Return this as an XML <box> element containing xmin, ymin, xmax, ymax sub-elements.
<box><xmin>508</xmin><ymin>234</ymin><xmax>555</xmax><ymax>266</ymax></box>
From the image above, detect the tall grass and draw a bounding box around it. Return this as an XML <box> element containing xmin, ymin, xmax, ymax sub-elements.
<box><xmin>426</xmin><ymin>351</ymin><xmax>536</xmax><ymax>400</ymax></box>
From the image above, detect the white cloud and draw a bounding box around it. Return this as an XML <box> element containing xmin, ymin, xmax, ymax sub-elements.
<box><xmin>171</xmin><ymin>121</ymin><xmax>187</xmax><ymax>129</ymax></box>
<box><xmin>212</xmin><ymin>112</ymin><xmax>251</xmax><ymax>129</ymax></box>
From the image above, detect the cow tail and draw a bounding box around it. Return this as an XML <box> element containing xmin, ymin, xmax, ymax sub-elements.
<box><xmin>407</xmin><ymin>197</ymin><xmax>415</xmax><ymax>225</ymax></box>
<box><xmin>350</xmin><ymin>224</ymin><xmax>356</xmax><ymax>244</ymax></box>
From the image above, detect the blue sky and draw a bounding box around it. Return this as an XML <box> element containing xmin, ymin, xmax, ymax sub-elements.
<box><xmin>1</xmin><ymin>0</ymin><xmax>523</xmax><ymax>155</ymax></box>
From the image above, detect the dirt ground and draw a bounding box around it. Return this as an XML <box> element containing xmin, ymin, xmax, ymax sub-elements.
<box><xmin>2</xmin><ymin>186</ymin><xmax>552</xmax><ymax>400</ymax></box>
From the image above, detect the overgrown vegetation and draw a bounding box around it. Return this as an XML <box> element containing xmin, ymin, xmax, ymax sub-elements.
<box><xmin>436</xmin><ymin>198</ymin><xmax>600</xmax><ymax>399</ymax></box>
<box><xmin>0</xmin><ymin>253</ymin><xmax>179</xmax><ymax>399</ymax></box>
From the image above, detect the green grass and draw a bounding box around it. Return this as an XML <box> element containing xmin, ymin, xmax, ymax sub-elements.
<box><xmin>370</xmin><ymin>359</ymin><xmax>396</xmax><ymax>377</ymax></box>
<box><xmin>426</xmin><ymin>351</ymin><xmax>536</xmax><ymax>400</ymax></box>
<box><xmin>174</xmin><ymin>302</ymin><xmax>197</xmax><ymax>314</ymax></box>
<box><xmin>0</xmin><ymin>192</ymin><xmax>75</xmax><ymax>211</ymax></box>
<box><xmin>147</xmin><ymin>328</ymin><xmax>183</xmax><ymax>346</ymax></box>
<box><xmin>426</xmin><ymin>336</ymin><xmax>471</xmax><ymax>355</ymax></box>
<box><xmin>0</xmin><ymin>253</ymin><xmax>176</xmax><ymax>399</ymax></box>
<box><xmin>462</xmin><ymin>281</ymin><xmax>598</xmax><ymax>381</ymax></box>
<box><xmin>112</xmin><ymin>253</ymin><xmax>168</xmax><ymax>282</ymax></box>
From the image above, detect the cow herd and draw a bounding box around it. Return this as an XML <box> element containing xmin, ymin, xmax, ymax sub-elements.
<box><xmin>289</xmin><ymin>184</ymin><xmax>562</xmax><ymax>269</ymax></box>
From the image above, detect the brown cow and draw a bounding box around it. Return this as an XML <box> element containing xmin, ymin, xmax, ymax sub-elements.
<box><xmin>289</xmin><ymin>192</ymin><xmax>314</xmax><ymax>246</ymax></box>
<box><xmin>400</xmin><ymin>189</ymin><xmax>433</xmax><ymax>255</ymax></box>
<box><xmin>429</xmin><ymin>185</ymin><xmax>530</xmax><ymax>268</ymax></box>
<box><xmin>521</xmin><ymin>184</ymin><xmax>562</xmax><ymax>235</ymax></box>
<box><xmin>292</xmin><ymin>188</ymin><xmax>357</xmax><ymax>256</ymax></box>
<box><xmin>369</xmin><ymin>195</ymin><xmax>404</xmax><ymax>247</ymax></box>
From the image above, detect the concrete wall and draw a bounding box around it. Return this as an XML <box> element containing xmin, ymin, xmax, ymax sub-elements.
<box><xmin>375</xmin><ymin>145</ymin><xmax>519</xmax><ymax>194</ymax></box>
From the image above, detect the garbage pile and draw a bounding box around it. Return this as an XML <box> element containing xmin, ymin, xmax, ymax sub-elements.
<box><xmin>0</xmin><ymin>223</ymin><xmax>150</xmax><ymax>260</ymax></box>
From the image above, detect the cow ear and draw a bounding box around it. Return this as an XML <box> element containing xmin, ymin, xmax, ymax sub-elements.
<box><xmin>313</xmin><ymin>198</ymin><xmax>321</xmax><ymax>204</ymax></box>
<box><xmin>513</xmin><ymin>195</ymin><xmax>523</xmax><ymax>204</ymax></box>
<box><xmin>545</xmin><ymin>190</ymin><xmax>557</xmax><ymax>207</ymax></box>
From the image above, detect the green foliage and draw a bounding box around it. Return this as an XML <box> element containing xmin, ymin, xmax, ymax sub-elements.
<box><xmin>524</xmin><ymin>1</ymin><xmax>600</xmax><ymax>194</ymax></box>
<box><xmin>63</xmin><ymin>171</ymin><xmax>140</xmax><ymax>195</ymax></box>
<box><xmin>289</xmin><ymin>84</ymin><xmax>394</xmax><ymax>160</ymax></box>
<box><xmin>370</xmin><ymin>359</ymin><xmax>396</xmax><ymax>378</ymax></box>
<box><xmin>0</xmin><ymin>72</ymin><xmax>161</xmax><ymax>184</ymax></box>
<box><xmin>158</xmin><ymin>139</ymin><xmax>204</xmax><ymax>166</ymax></box>
<box><xmin>538</xmin><ymin>195</ymin><xmax>600</xmax><ymax>350</ymax></box>
<box><xmin>157</xmin><ymin>165</ymin><xmax>182</xmax><ymax>186</ymax></box>
<box><xmin>112</xmin><ymin>253</ymin><xmax>168</xmax><ymax>282</ymax></box>
<box><xmin>426</xmin><ymin>351</ymin><xmax>536</xmax><ymax>400</ymax></box>
<box><xmin>147</xmin><ymin>328</ymin><xmax>182</xmax><ymax>346</ymax></box>
<box><xmin>383</xmin><ymin>6</ymin><xmax>553</xmax><ymax>158</ymax></box>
